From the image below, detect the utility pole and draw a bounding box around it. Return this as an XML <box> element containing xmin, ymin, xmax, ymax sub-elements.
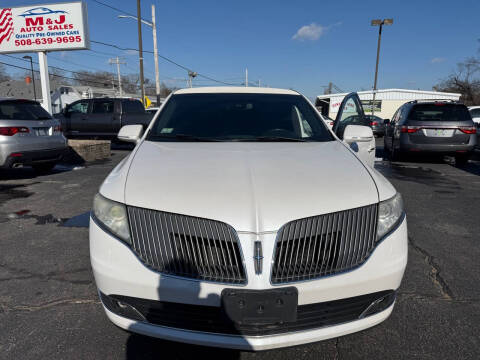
<box><xmin>118</xmin><ymin>5</ymin><xmax>159</xmax><ymax>105</ymax></box>
<box><xmin>137</xmin><ymin>0</ymin><xmax>145</xmax><ymax>103</ymax></box>
<box><xmin>151</xmin><ymin>4</ymin><xmax>160</xmax><ymax>105</ymax></box>
<box><xmin>245</xmin><ymin>68</ymin><xmax>248</xmax><ymax>87</ymax></box>
<box><xmin>370</xmin><ymin>18</ymin><xmax>393</xmax><ymax>117</ymax></box>
<box><xmin>109</xmin><ymin>57</ymin><xmax>125</xmax><ymax>97</ymax></box>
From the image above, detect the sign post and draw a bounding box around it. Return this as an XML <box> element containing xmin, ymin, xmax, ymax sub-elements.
<box><xmin>38</xmin><ymin>51</ymin><xmax>51</xmax><ymax>113</ymax></box>
<box><xmin>0</xmin><ymin>2</ymin><xmax>90</xmax><ymax>113</ymax></box>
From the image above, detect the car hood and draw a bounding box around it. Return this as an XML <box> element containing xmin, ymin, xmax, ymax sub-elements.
<box><xmin>113</xmin><ymin>140</ymin><xmax>380</xmax><ymax>232</ymax></box>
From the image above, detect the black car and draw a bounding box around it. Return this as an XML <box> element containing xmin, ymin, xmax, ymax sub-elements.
<box><xmin>384</xmin><ymin>100</ymin><xmax>477</xmax><ymax>164</ymax></box>
<box><xmin>55</xmin><ymin>98</ymin><xmax>153</xmax><ymax>139</ymax></box>
<box><xmin>364</xmin><ymin>115</ymin><xmax>385</xmax><ymax>136</ymax></box>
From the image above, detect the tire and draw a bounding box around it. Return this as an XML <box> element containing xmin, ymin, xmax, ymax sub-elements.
<box><xmin>32</xmin><ymin>162</ymin><xmax>57</xmax><ymax>174</ymax></box>
<box><xmin>455</xmin><ymin>154</ymin><xmax>470</xmax><ymax>166</ymax></box>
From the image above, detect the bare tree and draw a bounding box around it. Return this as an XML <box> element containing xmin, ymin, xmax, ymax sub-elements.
<box><xmin>72</xmin><ymin>70</ymin><xmax>115</xmax><ymax>88</ymax></box>
<box><xmin>434</xmin><ymin>41</ymin><xmax>480</xmax><ymax>105</ymax></box>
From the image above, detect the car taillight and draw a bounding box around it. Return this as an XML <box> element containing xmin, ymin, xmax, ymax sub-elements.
<box><xmin>0</xmin><ymin>126</ymin><xmax>30</xmax><ymax>136</ymax></box>
<box><xmin>400</xmin><ymin>126</ymin><xmax>421</xmax><ymax>133</ymax></box>
<box><xmin>458</xmin><ymin>126</ymin><xmax>477</xmax><ymax>134</ymax></box>
<box><xmin>370</xmin><ymin>121</ymin><xmax>378</xmax><ymax>126</ymax></box>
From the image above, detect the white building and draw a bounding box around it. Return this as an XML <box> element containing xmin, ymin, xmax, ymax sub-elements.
<box><xmin>315</xmin><ymin>89</ymin><xmax>461</xmax><ymax>120</ymax></box>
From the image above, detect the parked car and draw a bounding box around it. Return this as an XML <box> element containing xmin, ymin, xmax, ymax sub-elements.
<box><xmin>90</xmin><ymin>87</ymin><xmax>407</xmax><ymax>350</ymax></box>
<box><xmin>384</xmin><ymin>100</ymin><xmax>477</xmax><ymax>164</ymax></box>
<box><xmin>365</xmin><ymin>115</ymin><xmax>386</xmax><ymax>136</ymax></box>
<box><xmin>0</xmin><ymin>98</ymin><xmax>67</xmax><ymax>173</ymax></box>
<box><xmin>55</xmin><ymin>98</ymin><xmax>153</xmax><ymax>139</ymax></box>
<box><xmin>468</xmin><ymin>106</ymin><xmax>480</xmax><ymax>125</ymax></box>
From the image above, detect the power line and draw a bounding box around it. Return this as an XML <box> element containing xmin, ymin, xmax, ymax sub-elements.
<box><xmin>0</xmin><ymin>60</ymin><xmax>118</xmax><ymax>87</ymax></box>
<box><xmin>2</xmin><ymin>54</ymin><xmax>119</xmax><ymax>85</ymax></box>
<box><xmin>90</xmin><ymin>0</ymin><xmax>149</xmax><ymax>22</ymax></box>
<box><xmin>91</xmin><ymin>40</ymin><xmax>241</xmax><ymax>86</ymax></box>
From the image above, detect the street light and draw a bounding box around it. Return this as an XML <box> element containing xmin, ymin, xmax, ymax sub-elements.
<box><xmin>22</xmin><ymin>55</ymin><xmax>37</xmax><ymax>102</ymax></box>
<box><xmin>118</xmin><ymin>4</ymin><xmax>161</xmax><ymax>105</ymax></box>
<box><xmin>370</xmin><ymin>18</ymin><xmax>393</xmax><ymax>117</ymax></box>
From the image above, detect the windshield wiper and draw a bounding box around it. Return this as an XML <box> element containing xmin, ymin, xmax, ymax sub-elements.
<box><xmin>233</xmin><ymin>136</ymin><xmax>308</xmax><ymax>142</ymax></box>
<box><xmin>149</xmin><ymin>134</ymin><xmax>224</xmax><ymax>142</ymax></box>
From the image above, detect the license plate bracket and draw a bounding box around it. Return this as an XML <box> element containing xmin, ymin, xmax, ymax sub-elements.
<box><xmin>221</xmin><ymin>287</ymin><xmax>298</xmax><ymax>325</ymax></box>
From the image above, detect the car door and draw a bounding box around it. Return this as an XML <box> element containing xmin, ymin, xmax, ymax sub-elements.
<box><xmin>89</xmin><ymin>99</ymin><xmax>116</xmax><ymax>135</ymax></box>
<box><xmin>333</xmin><ymin>92</ymin><xmax>375</xmax><ymax>167</ymax></box>
<box><xmin>385</xmin><ymin>108</ymin><xmax>399</xmax><ymax>148</ymax></box>
<box><xmin>66</xmin><ymin>100</ymin><xmax>90</xmax><ymax>135</ymax></box>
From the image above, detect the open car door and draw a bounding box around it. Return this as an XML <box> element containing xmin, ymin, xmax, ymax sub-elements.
<box><xmin>332</xmin><ymin>92</ymin><xmax>376</xmax><ymax>168</ymax></box>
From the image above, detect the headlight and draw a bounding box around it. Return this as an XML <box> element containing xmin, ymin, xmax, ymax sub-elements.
<box><xmin>377</xmin><ymin>192</ymin><xmax>404</xmax><ymax>239</ymax></box>
<box><xmin>93</xmin><ymin>193</ymin><xmax>131</xmax><ymax>244</ymax></box>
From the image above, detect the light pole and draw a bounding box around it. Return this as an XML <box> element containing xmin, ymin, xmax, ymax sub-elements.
<box><xmin>22</xmin><ymin>55</ymin><xmax>37</xmax><ymax>102</ymax></box>
<box><xmin>118</xmin><ymin>4</ymin><xmax>160</xmax><ymax>105</ymax></box>
<box><xmin>370</xmin><ymin>18</ymin><xmax>393</xmax><ymax>117</ymax></box>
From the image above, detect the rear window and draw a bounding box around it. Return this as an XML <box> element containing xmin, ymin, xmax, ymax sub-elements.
<box><xmin>0</xmin><ymin>100</ymin><xmax>52</xmax><ymax>120</ymax></box>
<box><xmin>122</xmin><ymin>100</ymin><xmax>145</xmax><ymax>113</ymax></box>
<box><xmin>408</xmin><ymin>104</ymin><xmax>471</xmax><ymax>122</ymax></box>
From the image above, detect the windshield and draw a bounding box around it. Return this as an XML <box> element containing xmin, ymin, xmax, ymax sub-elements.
<box><xmin>147</xmin><ymin>93</ymin><xmax>334</xmax><ymax>142</ymax></box>
<box><xmin>0</xmin><ymin>100</ymin><xmax>52</xmax><ymax>120</ymax></box>
<box><xmin>408</xmin><ymin>104</ymin><xmax>471</xmax><ymax>122</ymax></box>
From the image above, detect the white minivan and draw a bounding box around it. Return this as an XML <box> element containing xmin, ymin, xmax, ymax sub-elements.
<box><xmin>90</xmin><ymin>87</ymin><xmax>407</xmax><ymax>351</ymax></box>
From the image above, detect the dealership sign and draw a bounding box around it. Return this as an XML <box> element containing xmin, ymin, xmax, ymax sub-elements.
<box><xmin>0</xmin><ymin>2</ymin><xmax>90</xmax><ymax>53</ymax></box>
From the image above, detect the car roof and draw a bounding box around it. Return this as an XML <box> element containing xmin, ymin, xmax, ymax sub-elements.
<box><xmin>173</xmin><ymin>86</ymin><xmax>300</xmax><ymax>96</ymax></box>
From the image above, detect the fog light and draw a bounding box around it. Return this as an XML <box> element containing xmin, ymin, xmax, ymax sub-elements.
<box><xmin>359</xmin><ymin>291</ymin><xmax>396</xmax><ymax>319</ymax></box>
<box><xmin>99</xmin><ymin>292</ymin><xmax>145</xmax><ymax>321</ymax></box>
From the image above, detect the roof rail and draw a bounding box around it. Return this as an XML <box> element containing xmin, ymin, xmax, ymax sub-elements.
<box><xmin>406</xmin><ymin>99</ymin><xmax>459</xmax><ymax>104</ymax></box>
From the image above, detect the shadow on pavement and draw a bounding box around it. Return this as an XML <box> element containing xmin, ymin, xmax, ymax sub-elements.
<box><xmin>125</xmin><ymin>334</ymin><xmax>241</xmax><ymax>360</ymax></box>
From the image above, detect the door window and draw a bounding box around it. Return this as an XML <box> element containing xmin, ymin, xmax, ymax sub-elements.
<box><xmin>333</xmin><ymin>93</ymin><xmax>366</xmax><ymax>139</ymax></box>
<box><xmin>68</xmin><ymin>101</ymin><xmax>89</xmax><ymax>115</ymax></box>
<box><xmin>92</xmin><ymin>101</ymin><xmax>114</xmax><ymax>114</ymax></box>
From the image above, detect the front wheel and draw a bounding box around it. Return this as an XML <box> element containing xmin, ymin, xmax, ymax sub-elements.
<box><xmin>32</xmin><ymin>162</ymin><xmax>57</xmax><ymax>174</ymax></box>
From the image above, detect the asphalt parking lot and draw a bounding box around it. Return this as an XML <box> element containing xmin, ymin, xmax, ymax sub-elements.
<box><xmin>1</xmin><ymin>140</ymin><xmax>480</xmax><ymax>360</ymax></box>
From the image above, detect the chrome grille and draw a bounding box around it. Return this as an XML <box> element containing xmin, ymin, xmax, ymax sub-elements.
<box><xmin>271</xmin><ymin>204</ymin><xmax>378</xmax><ymax>284</ymax></box>
<box><xmin>127</xmin><ymin>206</ymin><xmax>246</xmax><ymax>284</ymax></box>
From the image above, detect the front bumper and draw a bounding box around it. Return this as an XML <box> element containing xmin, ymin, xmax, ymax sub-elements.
<box><xmin>90</xmin><ymin>217</ymin><xmax>408</xmax><ymax>350</ymax></box>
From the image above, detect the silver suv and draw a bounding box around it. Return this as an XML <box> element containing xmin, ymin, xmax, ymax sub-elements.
<box><xmin>384</xmin><ymin>100</ymin><xmax>477</xmax><ymax>164</ymax></box>
<box><xmin>0</xmin><ymin>99</ymin><xmax>67</xmax><ymax>172</ymax></box>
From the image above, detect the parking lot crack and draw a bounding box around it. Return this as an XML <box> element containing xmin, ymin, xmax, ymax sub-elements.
<box><xmin>0</xmin><ymin>298</ymin><xmax>100</xmax><ymax>313</ymax></box>
<box><xmin>408</xmin><ymin>236</ymin><xmax>454</xmax><ymax>300</ymax></box>
<box><xmin>0</xmin><ymin>263</ymin><xmax>92</xmax><ymax>285</ymax></box>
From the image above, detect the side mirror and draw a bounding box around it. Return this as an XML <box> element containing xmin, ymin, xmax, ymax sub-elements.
<box><xmin>343</xmin><ymin>125</ymin><xmax>374</xmax><ymax>144</ymax></box>
<box><xmin>383</xmin><ymin>119</ymin><xmax>390</xmax><ymax>125</ymax></box>
<box><xmin>118</xmin><ymin>124</ymin><xmax>144</xmax><ymax>143</ymax></box>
